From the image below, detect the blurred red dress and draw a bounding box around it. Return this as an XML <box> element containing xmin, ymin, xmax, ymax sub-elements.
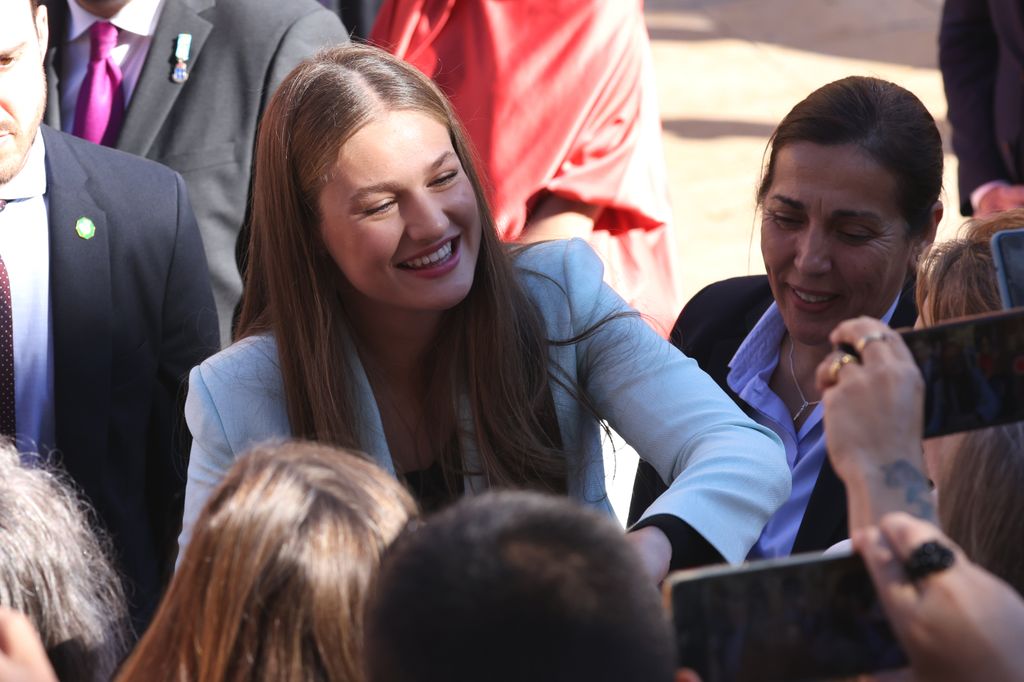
<box><xmin>371</xmin><ymin>0</ymin><xmax>682</xmax><ymax>335</ymax></box>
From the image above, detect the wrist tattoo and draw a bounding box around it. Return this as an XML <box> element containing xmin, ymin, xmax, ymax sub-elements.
<box><xmin>882</xmin><ymin>460</ymin><xmax>936</xmax><ymax>521</ymax></box>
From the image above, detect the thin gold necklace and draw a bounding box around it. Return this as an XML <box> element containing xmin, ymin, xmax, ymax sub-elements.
<box><xmin>788</xmin><ymin>340</ymin><xmax>820</xmax><ymax>422</ymax></box>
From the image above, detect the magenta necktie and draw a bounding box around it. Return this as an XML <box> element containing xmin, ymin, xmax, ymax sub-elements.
<box><xmin>0</xmin><ymin>244</ymin><xmax>15</xmax><ymax>439</ymax></box>
<box><xmin>72</xmin><ymin>21</ymin><xmax>125</xmax><ymax>147</ymax></box>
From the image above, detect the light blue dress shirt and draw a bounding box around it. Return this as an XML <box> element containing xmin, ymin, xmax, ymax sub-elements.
<box><xmin>0</xmin><ymin>133</ymin><xmax>55</xmax><ymax>460</ymax></box>
<box><xmin>729</xmin><ymin>295</ymin><xmax>901</xmax><ymax>558</ymax></box>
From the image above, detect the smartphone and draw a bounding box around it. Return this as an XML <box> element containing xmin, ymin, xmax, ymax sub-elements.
<box><xmin>899</xmin><ymin>308</ymin><xmax>1024</xmax><ymax>438</ymax></box>
<box><xmin>991</xmin><ymin>227</ymin><xmax>1024</xmax><ymax>309</ymax></box>
<box><xmin>665</xmin><ymin>550</ymin><xmax>906</xmax><ymax>682</ymax></box>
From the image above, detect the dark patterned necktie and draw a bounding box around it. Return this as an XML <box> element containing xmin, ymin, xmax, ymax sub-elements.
<box><xmin>0</xmin><ymin>256</ymin><xmax>13</xmax><ymax>438</ymax></box>
<box><xmin>0</xmin><ymin>200</ymin><xmax>14</xmax><ymax>437</ymax></box>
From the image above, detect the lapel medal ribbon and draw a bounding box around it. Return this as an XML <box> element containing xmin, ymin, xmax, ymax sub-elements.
<box><xmin>172</xmin><ymin>33</ymin><xmax>192</xmax><ymax>84</ymax></box>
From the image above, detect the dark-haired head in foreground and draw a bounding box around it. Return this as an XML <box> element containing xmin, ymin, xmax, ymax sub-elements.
<box><xmin>366</xmin><ymin>491</ymin><xmax>676</xmax><ymax>682</ymax></box>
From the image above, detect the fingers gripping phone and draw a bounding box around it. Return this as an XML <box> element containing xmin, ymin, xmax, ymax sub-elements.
<box><xmin>665</xmin><ymin>551</ymin><xmax>906</xmax><ymax>682</ymax></box>
<box><xmin>899</xmin><ymin>308</ymin><xmax>1024</xmax><ymax>438</ymax></box>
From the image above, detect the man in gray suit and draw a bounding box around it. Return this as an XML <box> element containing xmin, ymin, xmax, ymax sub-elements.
<box><xmin>42</xmin><ymin>0</ymin><xmax>347</xmax><ymax>343</ymax></box>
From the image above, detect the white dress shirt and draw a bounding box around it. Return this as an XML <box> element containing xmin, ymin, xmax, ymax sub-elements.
<box><xmin>0</xmin><ymin>133</ymin><xmax>54</xmax><ymax>459</ymax></box>
<box><xmin>59</xmin><ymin>0</ymin><xmax>166</xmax><ymax>133</ymax></box>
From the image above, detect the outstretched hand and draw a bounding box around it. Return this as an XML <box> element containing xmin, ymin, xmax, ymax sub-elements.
<box><xmin>854</xmin><ymin>513</ymin><xmax>1024</xmax><ymax>682</ymax></box>
<box><xmin>625</xmin><ymin>525</ymin><xmax>672</xmax><ymax>583</ymax></box>
<box><xmin>815</xmin><ymin>317</ymin><xmax>933</xmax><ymax>529</ymax></box>
<box><xmin>976</xmin><ymin>184</ymin><xmax>1024</xmax><ymax>217</ymax></box>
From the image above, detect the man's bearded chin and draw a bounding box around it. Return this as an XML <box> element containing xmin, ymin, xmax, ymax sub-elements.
<box><xmin>0</xmin><ymin>96</ymin><xmax>45</xmax><ymax>186</ymax></box>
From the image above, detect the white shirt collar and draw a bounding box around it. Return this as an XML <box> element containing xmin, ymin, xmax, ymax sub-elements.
<box><xmin>65</xmin><ymin>0</ymin><xmax>165</xmax><ymax>41</ymax></box>
<box><xmin>0</xmin><ymin>132</ymin><xmax>47</xmax><ymax>202</ymax></box>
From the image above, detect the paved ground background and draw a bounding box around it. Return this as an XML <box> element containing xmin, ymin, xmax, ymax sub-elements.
<box><xmin>647</xmin><ymin>0</ymin><xmax>956</xmax><ymax>304</ymax></box>
<box><xmin>606</xmin><ymin>0</ymin><xmax>955</xmax><ymax>523</ymax></box>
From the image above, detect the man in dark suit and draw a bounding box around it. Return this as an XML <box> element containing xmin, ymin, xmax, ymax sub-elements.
<box><xmin>940</xmin><ymin>0</ymin><xmax>1024</xmax><ymax>217</ymax></box>
<box><xmin>42</xmin><ymin>0</ymin><xmax>347</xmax><ymax>343</ymax></box>
<box><xmin>1</xmin><ymin>0</ymin><xmax>219</xmax><ymax>631</ymax></box>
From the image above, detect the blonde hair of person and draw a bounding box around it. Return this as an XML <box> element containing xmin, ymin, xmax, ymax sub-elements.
<box><xmin>914</xmin><ymin>207</ymin><xmax>1024</xmax><ymax>595</ymax></box>
<box><xmin>0</xmin><ymin>444</ymin><xmax>129</xmax><ymax>682</ymax></box>
<box><xmin>117</xmin><ymin>441</ymin><xmax>418</xmax><ymax>682</ymax></box>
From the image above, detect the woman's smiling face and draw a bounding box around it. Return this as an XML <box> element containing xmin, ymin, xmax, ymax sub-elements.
<box><xmin>761</xmin><ymin>142</ymin><xmax>929</xmax><ymax>348</ymax></box>
<box><xmin>318</xmin><ymin>109</ymin><xmax>482</xmax><ymax>326</ymax></box>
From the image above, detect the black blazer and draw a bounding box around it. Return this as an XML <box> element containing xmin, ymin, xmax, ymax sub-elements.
<box><xmin>940</xmin><ymin>0</ymin><xmax>1024</xmax><ymax>215</ymax></box>
<box><xmin>41</xmin><ymin>125</ymin><xmax>219</xmax><ymax>630</ymax></box>
<box><xmin>628</xmin><ymin>275</ymin><xmax>919</xmax><ymax>554</ymax></box>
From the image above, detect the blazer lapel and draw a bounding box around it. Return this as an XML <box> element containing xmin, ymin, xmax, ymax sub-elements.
<box><xmin>42</xmin><ymin>126</ymin><xmax>113</xmax><ymax>476</ymax></box>
<box><xmin>791</xmin><ymin>458</ymin><xmax>847</xmax><ymax>553</ymax></box>
<box><xmin>115</xmin><ymin>0</ymin><xmax>214</xmax><ymax>156</ymax></box>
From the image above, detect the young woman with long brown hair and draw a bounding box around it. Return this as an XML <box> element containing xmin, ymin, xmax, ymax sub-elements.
<box><xmin>179</xmin><ymin>44</ymin><xmax>790</xmax><ymax>578</ymax></box>
<box><xmin>118</xmin><ymin>442</ymin><xmax>416</xmax><ymax>682</ymax></box>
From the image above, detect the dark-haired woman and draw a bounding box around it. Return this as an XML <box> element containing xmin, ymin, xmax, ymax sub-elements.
<box><xmin>631</xmin><ymin>76</ymin><xmax>944</xmax><ymax>557</ymax></box>
<box><xmin>178</xmin><ymin>45</ymin><xmax>790</xmax><ymax>580</ymax></box>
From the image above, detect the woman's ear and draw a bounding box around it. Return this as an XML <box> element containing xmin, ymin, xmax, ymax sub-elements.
<box><xmin>927</xmin><ymin>200</ymin><xmax>944</xmax><ymax>244</ymax></box>
<box><xmin>910</xmin><ymin>200</ymin><xmax>943</xmax><ymax>269</ymax></box>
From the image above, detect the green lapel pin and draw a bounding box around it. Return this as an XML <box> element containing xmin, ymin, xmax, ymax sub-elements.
<box><xmin>75</xmin><ymin>217</ymin><xmax>96</xmax><ymax>240</ymax></box>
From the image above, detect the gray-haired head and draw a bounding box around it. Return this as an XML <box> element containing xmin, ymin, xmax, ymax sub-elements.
<box><xmin>0</xmin><ymin>443</ymin><xmax>129</xmax><ymax>681</ymax></box>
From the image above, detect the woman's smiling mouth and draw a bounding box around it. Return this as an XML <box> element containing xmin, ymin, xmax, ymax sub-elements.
<box><xmin>792</xmin><ymin>288</ymin><xmax>836</xmax><ymax>304</ymax></box>
<box><xmin>396</xmin><ymin>237</ymin><xmax>462</xmax><ymax>278</ymax></box>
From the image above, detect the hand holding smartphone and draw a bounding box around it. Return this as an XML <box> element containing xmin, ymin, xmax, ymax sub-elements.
<box><xmin>899</xmin><ymin>308</ymin><xmax>1024</xmax><ymax>438</ymax></box>
<box><xmin>665</xmin><ymin>551</ymin><xmax>906</xmax><ymax>682</ymax></box>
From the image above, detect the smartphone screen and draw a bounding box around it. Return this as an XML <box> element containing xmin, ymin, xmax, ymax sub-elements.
<box><xmin>665</xmin><ymin>551</ymin><xmax>906</xmax><ymax>682</ymax></box>
<box><xmin>991</xmin><ymin>227</ymin><xmax>1024</xmax><ymax>309</ymax></box>
<box><xmin>899</xmin><ymin>308</ymin><xmax>1024</xmax><ymax>438</ymax></box>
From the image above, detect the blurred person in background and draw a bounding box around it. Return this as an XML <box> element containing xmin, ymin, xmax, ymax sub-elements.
<box><xmin>940</xmin><ymin>0</ymin><xmax>1024</xmax><ymax>218</ymax></box>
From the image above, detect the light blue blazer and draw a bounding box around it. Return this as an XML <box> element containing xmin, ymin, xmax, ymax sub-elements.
<box><xmin>180</xmin><ymin>240</ymin><xmax>790</xmax><ymax>562</ymax></box>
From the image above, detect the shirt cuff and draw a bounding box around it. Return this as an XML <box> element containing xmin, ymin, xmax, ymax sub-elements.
<box><xmin>630</xmin><ymin>514</ymin><xmax>726</xmax><ymax>571</ymax></box>
<box><xmin>971</xmin><ymin>180</ymin><xmax>1010</xmax><ymax>213</ymax></box>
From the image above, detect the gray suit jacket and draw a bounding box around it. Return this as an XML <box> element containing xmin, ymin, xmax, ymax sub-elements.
<box><xmin>43</xmin><ymin>0</ymin><xmax>348</xmax><ymax>343</ymax></box>
<box><xmin>178</xmin><ymin>240</ymin><xmax>792</xmax><ymax>565</ymax></box>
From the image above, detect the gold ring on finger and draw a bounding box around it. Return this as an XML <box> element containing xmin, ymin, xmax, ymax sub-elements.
<box><xmin>828</xmin><ymin>352</ymin><xmax>859</xmax><ymax>384</ymax></box>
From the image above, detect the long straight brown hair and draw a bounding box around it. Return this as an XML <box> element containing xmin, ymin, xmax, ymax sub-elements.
<box><xmin>237</xmin><ymin>45</ymin><xmax>567</xmax><ymax>494</ymax></box>
<box><xmin>116</xmin><ymin>442</ymin><xmax>418</xmax><ymax>682</ymax></box>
